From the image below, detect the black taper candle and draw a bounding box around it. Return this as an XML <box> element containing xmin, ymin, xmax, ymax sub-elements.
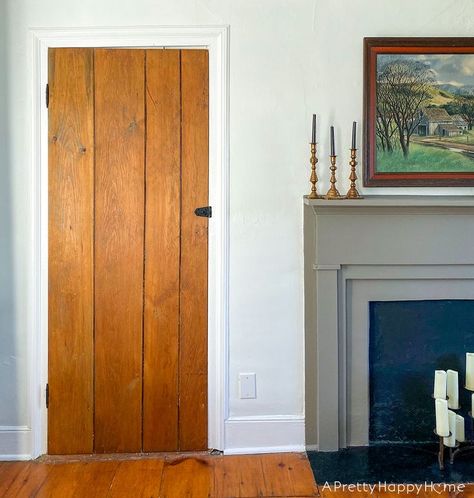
<box><xmin>330</xmin><ymin>126</ymin><xmax>335</xmax><ymax>156</ymax></box>
<box><xmin>352</xmin><ymin>121</ymin><xmax>357</xmax><ymax>149</ymax></box>
<box><xmin>312</xmin><ymin>114</ymin><xmax>317</xmax><ymax>144</ymax></box>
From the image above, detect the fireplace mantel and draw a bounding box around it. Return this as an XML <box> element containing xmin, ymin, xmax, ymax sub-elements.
<box><xmin>304</xmin><ymin>195</ymin><xmax>474</xmax><ymax>451</ymax></box>
<box><xmin>305</xmin><ymin>195</ymin><xmax>474</xmax><ymax>208</ymax></box>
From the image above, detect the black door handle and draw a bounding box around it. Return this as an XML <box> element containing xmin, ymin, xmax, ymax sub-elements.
<box><xmin>194</xmin><ymin>206</ymin><xmax>212</xmax><ymax>218</ymax></box>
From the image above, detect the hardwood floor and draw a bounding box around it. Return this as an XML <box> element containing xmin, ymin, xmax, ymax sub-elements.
<box><xmin>4</xmin><ymin>452</ymin><xmax>474</xmax><ymax>497</ymax></box>
<box><xmin>0</xmin><ymin>452</ymin><xmax>318</xmax><ymax>497</ymax></box>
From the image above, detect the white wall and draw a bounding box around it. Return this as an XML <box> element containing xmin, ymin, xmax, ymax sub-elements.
<box><xmin>2</xmin><ymin>0</ymin><xmax>474</xmax><ymax>457</ymax></box>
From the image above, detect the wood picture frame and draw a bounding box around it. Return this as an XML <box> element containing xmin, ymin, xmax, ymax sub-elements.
<box><xmin>364</xmin><ymin>37</ymin><xmax>474</xmax><ymax>187</ymax></box>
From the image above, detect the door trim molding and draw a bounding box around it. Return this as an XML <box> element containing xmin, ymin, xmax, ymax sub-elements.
<box><xmin>30</xmin><ymin>25</ymin><xmax>230</xmax><ymax>458</ymax></box>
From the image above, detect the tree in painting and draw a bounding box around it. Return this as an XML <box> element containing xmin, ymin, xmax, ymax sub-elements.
<box><xmin>376</xmin><ymin>60</ymin><xmax>434</xmax><ymax>157</ymax></box>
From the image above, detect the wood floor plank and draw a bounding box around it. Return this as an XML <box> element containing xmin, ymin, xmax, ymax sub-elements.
<box><xmin>458</xmin><ymin>484</ymin><xmax>474</xmax><ymax>497</ymax></box>
<box><xmin>260</xmin><ymin>453</ymin><xmax>319</xmax><ymax>497</ymax></box>
<box><xmin>213</xmin><ymin>454</ymin><xmax>268</xmax><ymax>498</ymax></box>
<box><xmin>35</xmin><ymin>463</ymin><xmax>82</xmax><ymax>497</ymax></box>
<box><xmin>160</xmin><ymin>456</ymin><xmax>213</xmax><ymax>498</ymax></box>
<box><xmin>143</xmin><ymin>49</ymin><xmax>181</xmax><ymax>453</ymax></box>
<box><xmin>72</xmin><ymin>462</ymin><xmax>120</xmax><ymax>497</ymax></box>
<box><xmin>107</xmin><ymin>459</ymin><xmax>164</xmax><ymax>497</ymax></box>
<box><xmin>36</xmin><ymin>462</ymin><xmax>119</xmax><ymax>498</ymax></box>
<box><xmin>48</xmin><ymin>47</ymin><xmax>94</xmax><ymax>454</ymax></box>
<box><xmin>0</xmin><ymin>462</ymin><xmax>29</xmax><ymax>496</ymax></box>
<box><xmin>4</xmin><ymin>462</ymin><xmax>52</xmax><ymax>497</ymax></box>
<box><xmin>94</xmin><ymin>48</ymin><xmax>146</xmax><ymax>453</ymax></box>
<box><xmin>179</xmin><ymin>48</ymin><xmax>210</xmax><ymax>452</ymax></box>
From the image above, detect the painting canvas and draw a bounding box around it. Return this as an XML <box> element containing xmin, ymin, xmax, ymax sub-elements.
<box><xmin>364</xmin><ymin>38</ymin><xmax>474</xmax><ymax>186</ymax></box>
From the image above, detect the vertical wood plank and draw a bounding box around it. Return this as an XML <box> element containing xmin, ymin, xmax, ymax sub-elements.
<box><xmin>48</xmin><ymin>47</ymin><xmax>94</xmax><ymax>454</ymax></box>
<box><xmin>94</xmin><ymin>48</ymin><xmax>145</xmax><ymax>453</ymax></box>
<box><xmin>143</xmin><ymin>49</ymin><xmax>181</xmax><ymax>452</ymax></box>
<box><xmin>179</xmin><ymin>49</ymin><xmax>210</xmax><ymax>451</ymax></box>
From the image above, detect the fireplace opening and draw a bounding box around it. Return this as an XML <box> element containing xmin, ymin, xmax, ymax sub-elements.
<box><xmin>369</xmin><ymin>299</ymin><xmax>474</xmax><ymax>444</ymax></box>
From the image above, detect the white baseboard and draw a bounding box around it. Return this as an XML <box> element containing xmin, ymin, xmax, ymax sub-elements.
<box><xmin>1</xmin><ymin>418</ymin><xmax>306</xmax><ymax>459</ymax></box>
<box><xmin>305</xmin><ymin>443</ymin><xmax>319</xmax><ymax>451</ymax></box>
<box><xmin>0</xmin><ymin>426</ymin><xmax>33</xmax><ymax>460</ymax></box>
<box><xmin>224</xmin><ymin>415</ymin><xmax>305</xmax><ymax>455</ymax></box>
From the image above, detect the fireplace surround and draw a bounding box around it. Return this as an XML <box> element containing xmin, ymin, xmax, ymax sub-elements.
<box><xmin>304</xmin><ymin>196</ymin><xmax>474</xmax><ymax>451</ymax></box>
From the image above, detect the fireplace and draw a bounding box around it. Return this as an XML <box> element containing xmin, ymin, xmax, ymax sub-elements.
<box><xmin>303</xmin><ymin>196</ymin><xmax>474</xmax><ymax>451</ymax></box>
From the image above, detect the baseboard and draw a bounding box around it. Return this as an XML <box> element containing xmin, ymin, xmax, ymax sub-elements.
<box><xmin>224</xmin><ymin>415</ymin><xmax>305</xmax><ymax>455</ymax></box>
<box><xmin>305</xmin><ymin>444</ymin><xmax>319</xmax><ymax>451</ymax></box>
<box><xmin>0</xmin><ymin>426</ymin><xmax>33</xmax><ymax>460</ymax></box>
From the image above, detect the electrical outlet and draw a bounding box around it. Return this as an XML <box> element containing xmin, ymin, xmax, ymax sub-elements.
<box><xmin>239</xmin><ymin>373</ymin><xmax>256</xmax><ymax>399</ymax></box>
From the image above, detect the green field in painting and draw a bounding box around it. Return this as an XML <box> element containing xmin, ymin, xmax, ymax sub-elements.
<box><xmin>376</xmin><ymin>142</ymin><xmax>474</xmax><ymax>173</ymax></box>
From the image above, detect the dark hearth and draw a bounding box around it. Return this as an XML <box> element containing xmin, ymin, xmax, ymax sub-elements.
<box><xmin>308</xmin><ymin>444</ymin><xmax>474</xmax><ymax>484</ymax></box>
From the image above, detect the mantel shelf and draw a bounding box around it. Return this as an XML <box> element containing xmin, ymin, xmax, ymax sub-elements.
<box><xmin>304</xmin><ymin>195</ymin><xmax>474</xmax><ymax>208</ymax></box>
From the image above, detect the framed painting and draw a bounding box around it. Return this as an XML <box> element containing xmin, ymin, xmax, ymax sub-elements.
<box><xmin>364</xmin><ymin>37</ymin><xmax>474</xmax><ymax>186</ymax></box>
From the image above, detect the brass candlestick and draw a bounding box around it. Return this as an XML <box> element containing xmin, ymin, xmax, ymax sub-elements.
<box><xmin>325</xmin><ymin>155</ymin><xmax>342</xmax><ymax>200</ymax></box>
<box><xmin>307</xmin><ymin>142</ymin><xmax>321</xmax><ymax>199</ymax></box>
<box><xmin>346</xmin><ymin>148</ymin><xmax>363</xmax><ymax>199</ymax></box>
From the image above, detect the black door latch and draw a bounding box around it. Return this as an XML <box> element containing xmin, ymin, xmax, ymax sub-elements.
<box><xmin>194</xmin><ymin>206</ymin><xmax>212</xmax><ymax>218</ymax></box>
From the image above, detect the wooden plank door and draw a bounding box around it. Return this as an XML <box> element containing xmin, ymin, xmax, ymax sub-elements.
<box><xmin>48</xmin><ymin>48</ymin><xmax>209</xmax><ymax>454</ymax></box>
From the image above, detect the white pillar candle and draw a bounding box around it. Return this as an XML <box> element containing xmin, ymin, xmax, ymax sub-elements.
<box><xmin>466</xmin><ymin>353</ymin><xmax>474</xmax><ymax>390</ymax></box>
<box><xmin>456</xmin><ymin>414</ymin><xmax>465</xmax><ymax>442</ymax></box>
<box><xmin>434</xmin><ymin>370</ymin><xmax>447</xmax><ymax>399</ymax></box>
<box><xmin>447</xmin><ymin>370</ymin><xmax>459</xmax><ymax>409</ymax></box>
<box><xmin>444</xmin><ymin>410</ymin><xmax>457</xmax><ymax>448</ymax></box>
<box><xmin>435</xmin><ymin>398</ymin><xmax>449</xmax><ymax>437</ymax></box>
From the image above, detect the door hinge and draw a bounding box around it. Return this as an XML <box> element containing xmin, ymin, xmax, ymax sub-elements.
<box><xmin>46</xmin><ymin>83</ymin><xmax>49</xmax><ymax>109</ymax></box>
<box><xmin>194</xmin><ymin>206</ymin><xmax>212</xmax><ymax>218</ymax></box>
<box><xmin>46</xmin><ymin>383</ymin><xmax>49</xmax><ymax>408</ymax></box>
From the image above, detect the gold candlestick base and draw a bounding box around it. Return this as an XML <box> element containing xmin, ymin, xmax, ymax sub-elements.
<box><xmin>325</xmin><ymin>155</ymin><xmax>342</xmax><ymax>200</ymax></box>
<box><xmin>307</xmin><ymin>142</ymin><xmax>323</xmax><ymax>199</ymax></box>
<box><xmin>345</xmin><ymin>148</ymin><xmax>363</xmax><ymax>199</ymax></box>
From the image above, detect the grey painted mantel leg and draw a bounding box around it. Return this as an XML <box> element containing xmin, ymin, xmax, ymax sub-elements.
<box><xmin>316</xmin><ymin>265</ymin><xmax>340</xmax><ymax>451</ymax></box>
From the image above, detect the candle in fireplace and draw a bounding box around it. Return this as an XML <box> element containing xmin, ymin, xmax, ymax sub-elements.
<box><xmin>444</xmin><ymin>410</ymin><xmax>457</xmax><ymax>447</ymax></box>
<box><xmin>330</xmin><ymin>126</ymin><xmax>335</xmax><ymax>156</ymax></box>
<box><xmin>456</xmin><ymin>414</ymin><xmax>465</xmax><ymax>442</ymax></box>
<box><xmin>466</xmin><ymin>353</ymin><xmax>474</xmax><ymax>390</ymax></box>
<box><xmin>435</xmin><ymin>398</ymin><xmax>449</xmax><ymax>436</ymax></box>
<box><xmin>351</xmin><ymin>121</ymin><xmax>357</xmax><ymax>149</ymax></box>
<box><xmin>434</xmin><ymin>370</ymin><xmax>447</xmax><ymax>399</ymax></box>
<box><xmin>447</xmin><ymin>369</ymin><xmax>459</xmax><ymax>409</ymax></box>
<box><xmin>312</xmin><ymin>114</ymin><xmax>317</xmax><ymax>144</ymax></box>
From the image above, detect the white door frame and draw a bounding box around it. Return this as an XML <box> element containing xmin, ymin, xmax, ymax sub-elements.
<box><xmin>30</xmin><ymin>25</ymin><xmax>230</xmax><ymax>458</ymax></box>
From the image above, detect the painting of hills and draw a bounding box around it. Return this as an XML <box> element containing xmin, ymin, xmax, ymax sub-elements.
<box><xmin>375</xmin><ymin>54</ymin><xmax>474</xmax><ymax>173</ymax></box>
